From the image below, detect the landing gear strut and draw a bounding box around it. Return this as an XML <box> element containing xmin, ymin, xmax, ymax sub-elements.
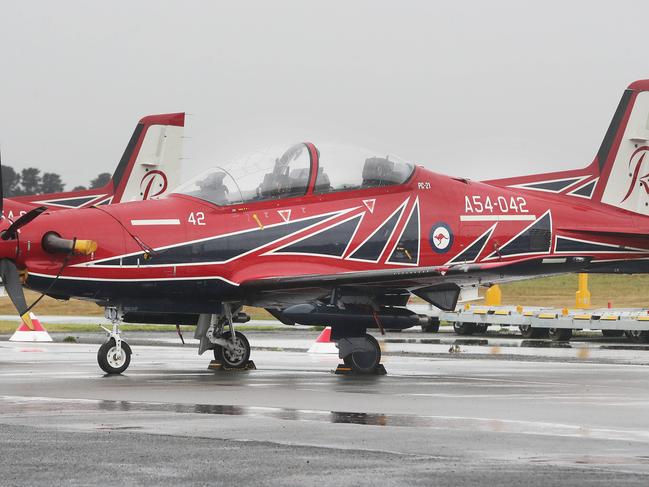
<box><xmin>196</xmin><ymin>304</ymin><xmax>254</xmax><ymax>370</ymax></box>
<box><xmin>336</xmin><ymin>333</ymin><xmax>385</xmax><ymax>375</ymax></box>
<box><xmin>98</xmin><ymin>307</ymin><xmax>132</xmax><ymax>374</ymax></box>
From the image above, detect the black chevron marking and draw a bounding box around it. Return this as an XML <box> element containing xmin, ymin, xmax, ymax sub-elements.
<box><xmin>348</xmin><ymin>204</ymin><xmax>405</xmax><ymax>262</ymax></box>
<box><xmin>273</xmin><ymin>214</ymin><xmax>363</xmax><ymax>257</ymax></box>
<box><xmin>556</xmin><ymin>236</ymin><xmax>644</xmax><ymax>253</ymax></box>
<box><xmin>519</xmin><ymin>178</ymin><xmax>583</xmax><ymax>192</ymax></box>
<box><xmin>448</xmin><ymin>225</ymin><xmax>494</xmax><ymax>264</ymax></box>
<box><xmin>488</xmin><ymin>212</ymin><xmax>551</xmax><ymax>258</ymax></box>
<box><xmin>387</xmin><ymin>201</ymin><xmax>419</xmax><ymax>264</ymax></box>
<box><xmin>95</xmin><ymin>213</ymin><xmax>338</xmax><ymax>266</ymax></box>
<box><xmin>39</xmin><ymin>195</ymin><xmax>99</xmax><ymax>207</ymax></box>
<box><xmin>570</xmin><ymin>180</ymin><xmax>597</xmax><ymax>198</ymax></box>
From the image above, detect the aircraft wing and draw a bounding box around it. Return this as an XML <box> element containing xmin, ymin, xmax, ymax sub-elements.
<box><xmin>240</xmin><ymin>255</ymin><xmax>585</xmax><ymax>309</ymax></box>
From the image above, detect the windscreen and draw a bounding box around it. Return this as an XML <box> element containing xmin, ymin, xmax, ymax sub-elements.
<box><xmin>174</xmin><ymin>143</ymin><xmax>312</xmax><ymax>206</ymax></box>
<box><xmin>314</xmin><ymin>145</ymin><xmax>414</xmax><ymax>194</ymax></box>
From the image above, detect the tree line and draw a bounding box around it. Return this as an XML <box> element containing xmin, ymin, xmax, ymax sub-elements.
<box><xmin>1</xmin><ymin>165</ymin><xmax>111</xmax><ymax>197</ymax></box>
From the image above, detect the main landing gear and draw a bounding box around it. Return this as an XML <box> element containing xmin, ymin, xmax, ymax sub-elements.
<box><xmin>196</xmin><ymin>304</ymin><xmax>254</xmax><ymax>370</ymax></box>
<box><xmin>97</xmin><ymin>307</ymin><xmax>132</xmax><ymax>374</ymax></box>
<box><xmin>335</xmin><ymin>331</ymin><xmax>386</xmax><ymax>375</ymax></box>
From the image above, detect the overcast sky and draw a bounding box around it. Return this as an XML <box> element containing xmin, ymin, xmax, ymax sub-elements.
<box><xmin>1</xmin><ymin>0</ymin><xmax>649</xmax><ymax>188</ymax></box>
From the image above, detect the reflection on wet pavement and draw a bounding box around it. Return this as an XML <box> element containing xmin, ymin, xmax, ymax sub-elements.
<box><xmin>3</xmin><ymin>395</ymin><xmax>649</xmax><ymax>444</ymax></box>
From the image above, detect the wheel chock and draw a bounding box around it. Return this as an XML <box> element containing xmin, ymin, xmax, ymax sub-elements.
<box><xmin>374</xmin><ymin>364</ymin><xmax>387</xmax><ymax>375</ymax></box>
<box><xmin>208</xmin><ymin>360</ymin><xmax>256</xmax><ymax>371</ymax></box>
<box><xmin>334</xmin><ymin>365</ymin><xmax>353</xmax><ymax>374</ymax></box>
<box><xmin>334</xmin><ymin>363</ymin><xmax>387</xmax><ymax>375</ymax></box>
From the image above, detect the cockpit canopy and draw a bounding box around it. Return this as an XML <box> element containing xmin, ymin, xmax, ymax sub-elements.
<box><xmin>174</xmin><ymin>143</ymin><xmax>415</xmax><ymax>206</ymax></box>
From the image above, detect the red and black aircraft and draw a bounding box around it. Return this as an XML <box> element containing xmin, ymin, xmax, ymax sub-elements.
<box><xmin>2</xmin><ymin>80</ymin><xmax>649</xmax><ymax>375</ymax></box>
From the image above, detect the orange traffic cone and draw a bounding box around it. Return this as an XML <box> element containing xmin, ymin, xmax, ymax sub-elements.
<box><xmin>307</xmin><ymin>327</ymin><xmax>337</xmax><ymax>354</ymax></box>
<box><xmin>9</xmin><ymin>313</ymin><xmax>52</xmax><ymax>342</ymax></box>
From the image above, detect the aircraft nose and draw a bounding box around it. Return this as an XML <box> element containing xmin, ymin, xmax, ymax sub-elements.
<box><xmin>19</xmin><ymin>206</ymin><xmax>128</xmax><ymax>264</ymax></box>
<box><xmin>0</xmin><ymin>236</ymin><xmax>18</xmax><ymax>260</ymax></box>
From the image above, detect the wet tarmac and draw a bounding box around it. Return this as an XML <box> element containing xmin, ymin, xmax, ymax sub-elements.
<box><xmin>2</xmin><ymin>332</ymin><xmax>649</xmax><ymax>485</ymax></box>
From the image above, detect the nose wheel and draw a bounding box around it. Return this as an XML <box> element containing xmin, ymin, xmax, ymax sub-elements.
<box><xmin>97</xmin><ymin>306</ymin><xmax>131</xmax><ymax>374</ymax></box>
<box><xmin>97</xmin><ymin>338</ymin><xmax>132</xmax><ymax>374</ymax></box>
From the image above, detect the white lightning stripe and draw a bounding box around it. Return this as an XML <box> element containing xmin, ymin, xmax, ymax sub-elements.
<box><xmin>131</xmin><ymin>219</ymin><xmax>181</xmax><ymax>226</ymax></box>
<box><xmin>385</xmin><ymin>197</ymin><xmax>420</xmax><ymax>266</ymax></box>
<box><xmin>28</xmin><ymin>272</ymin><xmax>240</xmax><ymax>286</ymax></box>
<box><xmin>460</xmin><ymin>215</ymin><xmax>536</xmax><ymax>222</ymax></box>
<box><xmin>33</xmin><ymin>194</ymin><xmax>106</xmax><ymax>208</ymax></box>
<box><xmin>508</xmin><ymin>175</ymin><xmax>588</xmax><ymax>193</ymax></box>
<box><xmin>346</xmin><ymin>197</ymin><xmax>410</xmax><ymax>263</ymax></box>
<box><xmin>554</xmin><ymin>235</ymin><xmax>649</xmax><ymax>253</ymax></box>
<box><xmin>74</xmin><ymin>207</ymin><xmax>357</xmax><ymax>268</ymax></box>
<box><xmin>482</xmin><ymin>210</ymin><xmax>552</xmax><ymax>261</ymax></box>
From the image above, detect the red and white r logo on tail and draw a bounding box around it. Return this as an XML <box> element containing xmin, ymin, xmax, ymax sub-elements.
<box><xmin>140</xmin><ymin>170</ymin><xmax>168</xmax><ymax>200</ymax></box>
<box><xmin>621</xmin><ymin>146</ymin><xmax>649</xmax><ymax>203</ymax></box>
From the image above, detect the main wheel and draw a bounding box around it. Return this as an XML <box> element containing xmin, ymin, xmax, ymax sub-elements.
<box><xmin>343</xmin><ymin>334</ymin><xmax>381</xmax><ymax>374</ymax></box>
<box><xmin>97</xmin><ymin>338</ymin><xmax>132</xmax><ymax>374</ymax></box>
<box><xmin>601</xmin><ymin>329</ymin><xmax>624</xmax><ymax>338</ymax></box>
<box><xmin>548</xmin><ymin>328</ymin><xmax>572</xmax><ymax>342</ymax></box>
<box><xmin>626</xmin><ymin>330</ymin><xmax>649</xmax><ymax>343</ymax></box>
<box><xmin>213</xmin><ymin>331</ymin><xmax>251</xmax><ymax>368</ymax></box>
<box><xmin>519</xmin><ymin>325</ymin><xmax>548</xmax><ymax>339</ymax></box>
<box><xmin>421</xmin><ymin>317</ymin><xmax>440</xmax><ymax>333</ymax></box>
<box><xmin>453</xmin><ymin>322</ymin><xmax>475</xmax><ymax>336</ymax></box>
<box><xmin>474</xmin><ymin>323</ymin><xmax>488</xmax><ymax>334</ymax></box>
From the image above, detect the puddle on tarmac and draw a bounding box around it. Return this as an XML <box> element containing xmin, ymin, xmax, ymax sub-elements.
<box><xmin>0</xmin><ymin>396</ymin><xmax>396</xmax><ymax>427</ymax></box>
<box><xmin>528</xmin><ymin>455</ymin><xmax>649</xmax><ymax>465</ymax></box>
<box><xmin>4</xmin><ymin>396</ymin><xmax>649</xmax><ymax>443</ymax></box>
<box><xmin>384</xmin><ymin>336</ymin><xmax>649</xmax><ymax>351</ymax></box>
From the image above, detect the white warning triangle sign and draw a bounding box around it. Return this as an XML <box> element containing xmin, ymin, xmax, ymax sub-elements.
<box><xmin>362</xmin><ymin>199</ymin><xmax>375</xmax><ymax>213</ymax></box>
<box><xmin>278</xmin><ymin>209</ymin><xmax>291</xmax><ymax>222</ymax></box>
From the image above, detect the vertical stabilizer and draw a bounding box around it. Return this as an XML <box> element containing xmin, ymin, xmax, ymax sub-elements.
<box><xmin>111</xmin><ymin>112</ymin><xmax>185</xmax><ymax>203</ymax></box>
<box><xmin>598</xmin><ymin>84</ymin><xmax>649</xmax><ymax>215</ymax></box>
<box><xmin>484</xmin><ymin>80</ymin><xmax>649</xmax><ymax>215</ymax></box>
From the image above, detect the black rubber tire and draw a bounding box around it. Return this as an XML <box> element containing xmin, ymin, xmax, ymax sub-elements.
<box><xmin>421</xmin><ymin>318</ymin><xmax>440</xmax><ymax>333</ymax></box>
<box><xmin>213</xmin><ymin>331</ymin><xmax>251</xmax><ymax>368</ymax></box>
<box><xmin>474</xmin><ymin>323</ymin><xmax>488</xmax><ymax>334</ymax></box>
<box><xmin>453</xmin><ymin>322</ymin><xmax>475</xmax><ymax>336</ymax></box>
<box><xmin>343</xmin><ymin>334</ymin><xmax>381</xmax><ymax>374</ymax></box>
<box><xmin>626</xmin><ymin>330</ymin><xmax>649</xmax><ymax>343</ymax></box>
<box><xmin>548</xmin><ymin>328</ymin><xmax>572</xmax><ymax>342</ymax></box>
<box><xmin>601</xmin><ymin>329</ymin><xmax>624</xmax><ymax>338</ymax></box>
<box><xmin>97</xmin><ymin>338</ymin><xmax>132</xmax><ymax>374</ymax></box>
<box><xmin>519</xmin><ymin>325</ymin><xmax>548</xmax><ymax>339</ymax></box>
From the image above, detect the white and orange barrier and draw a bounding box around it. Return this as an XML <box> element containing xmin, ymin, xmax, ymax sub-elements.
<box><xmin>9</xmin><ymin>313</ymin><xmax>52</xmax><ymax>342</ymax></box>
<box><xmin>307</xmin><ymin>327</ymin><xmax>337</xmax><ymax>354</ymax></box>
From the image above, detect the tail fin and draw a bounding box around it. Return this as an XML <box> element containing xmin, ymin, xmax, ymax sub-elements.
<box><xmin>485</xmin><ymin>80</ymin><xmax>649</xmax><ymax>214</ymax></box>
<box><xmin>598</xmin><ymin>82</ymin><xmax>649</xmax><ymax>214</ymax></box>
<box><xmin>8</xmin><ymin>112</ymin><xmax>185</xmax><ymax>211</ymax></box>
<box><xmin>109</xmin><ymin>112</ymin><xmax>185</xmax><ymax>204</ymax></box>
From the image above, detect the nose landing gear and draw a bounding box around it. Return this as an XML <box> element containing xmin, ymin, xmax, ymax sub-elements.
<box><xmin>97</xmin><ymin>307</ymin><xmax>132</xmax><ymax>374</ymax></box>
